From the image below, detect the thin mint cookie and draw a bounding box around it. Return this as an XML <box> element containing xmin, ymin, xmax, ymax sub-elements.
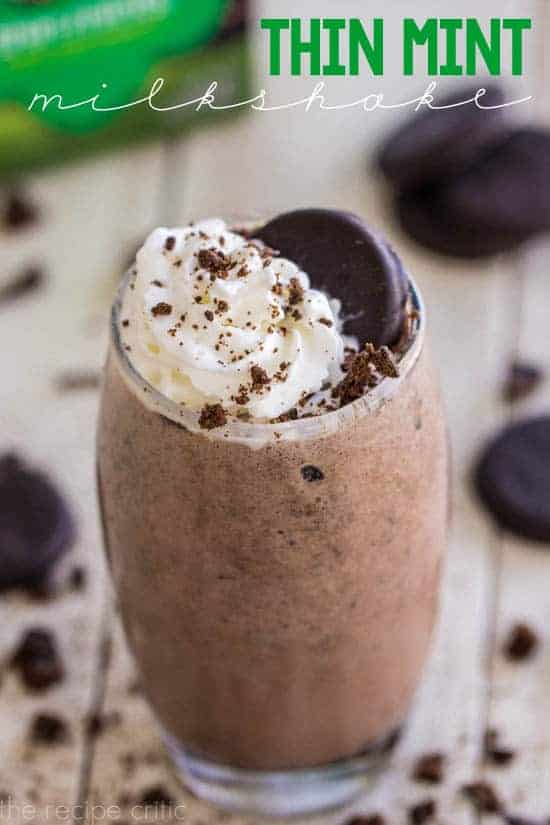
<box><xmin>0</xmin><ymin>453</ymin><xmax>76</xmax><ymax>593</ymax></box>
<box><xmin>377</xmin><ymin>84</ymin><xmax>506</xmax><ymax>189</ymax></box>
<box><xmin>474</xmin><ymin>416</ymin><xmax>550</xmax><ymax>543</ymax></box>
<box><xmin>255</xmin><ymin>209</ymin><xmax>409</xmax><ymax>345</ymax></box>
<box><xmin>445</xmin><ymin>128</ymin><xmax>550</xmax><ymax>239</ymax></box>
<box><xmin>396</xmin><ymin>187</ymin><xmax>529</xmax><ymax>259</ymax></box>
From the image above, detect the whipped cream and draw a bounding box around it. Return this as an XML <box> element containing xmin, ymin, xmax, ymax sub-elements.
<box><xmin>121</xmin><ymin>220</ymin><xmax>356</xmax><ymax>421</ymax></box>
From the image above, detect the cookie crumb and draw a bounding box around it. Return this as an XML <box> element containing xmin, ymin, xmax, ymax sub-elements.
<box><xmin>461</xmin><ymin>781</ymin><xmax>501</xmax><ymax>814</ymax></box>
<box><xmin>198</xmin><ymin>248</ymin><xmax>230</xmax><ymax>276</ymax></box>
<box><xmin>139</xmin><ymin>786</ymin><xmax>174</xmax><ymax>807</ymax></box>
<box><xmin>504</xmin><ymin>623</ymin><xmax>539</xmax><ymax>662</ymax></box>
<box><xmin>484</xmin><ymin>728</ymin><xmax>515</xmax><ymax>767</ymax></box>
<box><xmin>503</xmin><ymin>361</ymin><xmax>544</xmax><ymax>404</ymax></box>
<box><xmin>3</xmin><ymin>190</ymin><xmax>39</xmax><ymax>231</ymax></box>
<box><xmin>69</xmin><ymin>566</ymin><xmax>87</xmax><ymax>592</ymax></box>
<box><xmin>288</xmin><ymin>277</ymin><xmax>304</xmax><ymax>306</ymax></box>
<box><xmin>409</xmin><ymin>799</ymin><xmax>436</xmax><ymax>825</ymax></box>
<box><xmin>30</xmin><ymin>713</ymin><xmax>70</xmax><ymax>746</ymax></box>
<box><xmin>333</xmin><ymin>349</ymin><xmax>378</xmax><ymax>405</ymax></box>
<box><xmin>0</xmin><ymin>265</ymin><xmax>45</xmax><ymax>305</ymax></box>
<box><xmin>164</xmin><ymin>236</ymin><xmax>176</xmax><ymax>252</ymax></box>
<box><xmin>151</xmin><ymin>302</ymin><xmax>173</xmax><ymax>317</ymax></box>
<box><xmin>86</xmin><ymin>711</ymin><xmax>122</xmax><ymax>738</ymax></box>
<box><xmin>251</xmin><ymin>365</ymin><xmax>271</xmax><ymax>391</ymax></box>
<box><xmin>301</xmin><ymin>465</ymin><xmax>324</xmax><ymax>482</ymax></box>
<box><xmin>199</xmin><ymin>404</ymin><xmax>227</xmax><ymax>430</ymax></box>
<box><xmin>412</xmin><ymin>752</ymin><xmax>446</xmax><ymax>784</ymax></box>
<box><xmin>10</xmin><ymin>628</ymin><xmax>65</xmax><ymax>692</ymax></box>
<box><xmin>367</xmin><ymin>344</ymin><xmax>399</xmax><ymax>378</ymax></box>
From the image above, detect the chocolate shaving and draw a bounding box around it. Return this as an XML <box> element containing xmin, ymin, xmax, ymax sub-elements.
<box><xmin>204</xmin><ymin>310</ymin><xmax>214</xmax><ymax>322</ymax></box>
<box><xmin>199</xmin><ymin>404</ymin><xmax>227</xmax><ymax>430</ymax></box>
<box><xmin>164</xmin><ymin>236</ymin><xmax>176</xmax><ymax>252</ymax></box>
<box><xmin>318</xmin><ymin>317</ymin><xmax>333</xmax><ymax>327</ymax></box>
<box><xmin>151</xmin><ymin>302</ymin><xmax>173</xmax><ymax>317</ymax></box>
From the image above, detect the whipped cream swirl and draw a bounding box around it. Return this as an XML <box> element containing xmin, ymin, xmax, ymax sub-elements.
<box><xmin>121</xmin><ymin>220</ymin><xmax>354</xmax><ymax>421</ymax></box>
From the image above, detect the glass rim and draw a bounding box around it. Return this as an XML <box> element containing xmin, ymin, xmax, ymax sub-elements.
<box><xmin>110</xmin><ymin>268</ymin><xmax>426</xmax><ymax>446</ymax></box>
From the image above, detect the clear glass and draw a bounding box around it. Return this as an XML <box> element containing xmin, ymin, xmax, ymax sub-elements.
<box><xmin>97</xmin><ymin>271</ymin><xmax>448</xmax><ymax>816</ymax></box>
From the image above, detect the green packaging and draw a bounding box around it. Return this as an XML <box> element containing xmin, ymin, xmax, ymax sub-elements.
<box><xmin>0</xmin><ymin>0</ymin><xmax>251</xmax><ymax>178</ymax></box>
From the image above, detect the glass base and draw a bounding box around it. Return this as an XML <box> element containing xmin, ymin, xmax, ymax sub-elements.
<box><xmin>163</xmin><ymin>730</ymin><xmax>398</xmax><ymax>817</ymax></box>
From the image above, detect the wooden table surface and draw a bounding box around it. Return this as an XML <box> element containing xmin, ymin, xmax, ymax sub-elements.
<box><xmin>1</xmin><ymin>1</ymin><xmax>550</xmax><ymax>822</ymax></box>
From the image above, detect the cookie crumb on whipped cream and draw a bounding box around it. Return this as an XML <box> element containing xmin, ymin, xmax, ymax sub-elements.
<box><xmin>121</xmin><ymin>220</ymin><xmax>404</xmax><ymax>428</ymax></box>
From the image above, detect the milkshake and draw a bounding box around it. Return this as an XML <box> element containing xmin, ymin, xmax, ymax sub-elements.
<box><xmin>97</xmin><ymin>214</ymin><xmax>448</xmax><ymax>815</ymax></box>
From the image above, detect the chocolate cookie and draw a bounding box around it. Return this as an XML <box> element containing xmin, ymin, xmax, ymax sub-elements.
<box><xmin>377</xmin><ymin>84</ymin><xmax>506</xmax><ymax>189</ymax></box>
<box><xmin>0</xmin><ymin>453</ymin><xmax>76</xmax><ymax>593</ymax></box>
<box><xmin>255</xmin><ymin>209</ymin><xmax>409</xmax><ymax>345</ymax></box>
<box><xmin>474</xmin><ymin>417</ymin><xmax>550</xmax><ymax>543</ymax></box>
<box><xmin>445</xmin><ymin>128</ymin><xmax>550</xmax><ymax>238</ymax></box>
<box><xmin>396</xmin><ymin>187</ymin><xmax>529</xmax><ymax>259</ymax></box>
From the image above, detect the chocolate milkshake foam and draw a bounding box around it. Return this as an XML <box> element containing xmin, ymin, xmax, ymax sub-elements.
<box><xmin>97</xmin><ymin>210</ymin><xmax>448</xmax><ymax>816</ymax></box>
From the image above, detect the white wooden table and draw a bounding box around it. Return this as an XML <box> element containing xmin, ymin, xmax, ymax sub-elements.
<box><xmin>1</xmin><ymin>1</ymin><xmax>549</xmax><ymax>822</ymax></box>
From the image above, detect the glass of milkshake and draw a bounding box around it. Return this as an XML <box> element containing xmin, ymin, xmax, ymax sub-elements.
<box><xmin>97</xmin><ymin>213</ymin><xmax>448</xmax><ymax>816</ymax></box>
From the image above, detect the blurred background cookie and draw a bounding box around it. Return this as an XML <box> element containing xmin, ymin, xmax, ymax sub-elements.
<box><xmin>474</xmin><ymin>417</ymin><xmax>550</xmax><ymax>543</ymax></box>
<box><xmin>376</xmin><ymin>84</ymin><xmax>506</xmax><ymax>190</ymax></box>
<box><xmin>0</xmin><ymin>453</ymin><xmax>76</xmax><ymax>594</ymax></box>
